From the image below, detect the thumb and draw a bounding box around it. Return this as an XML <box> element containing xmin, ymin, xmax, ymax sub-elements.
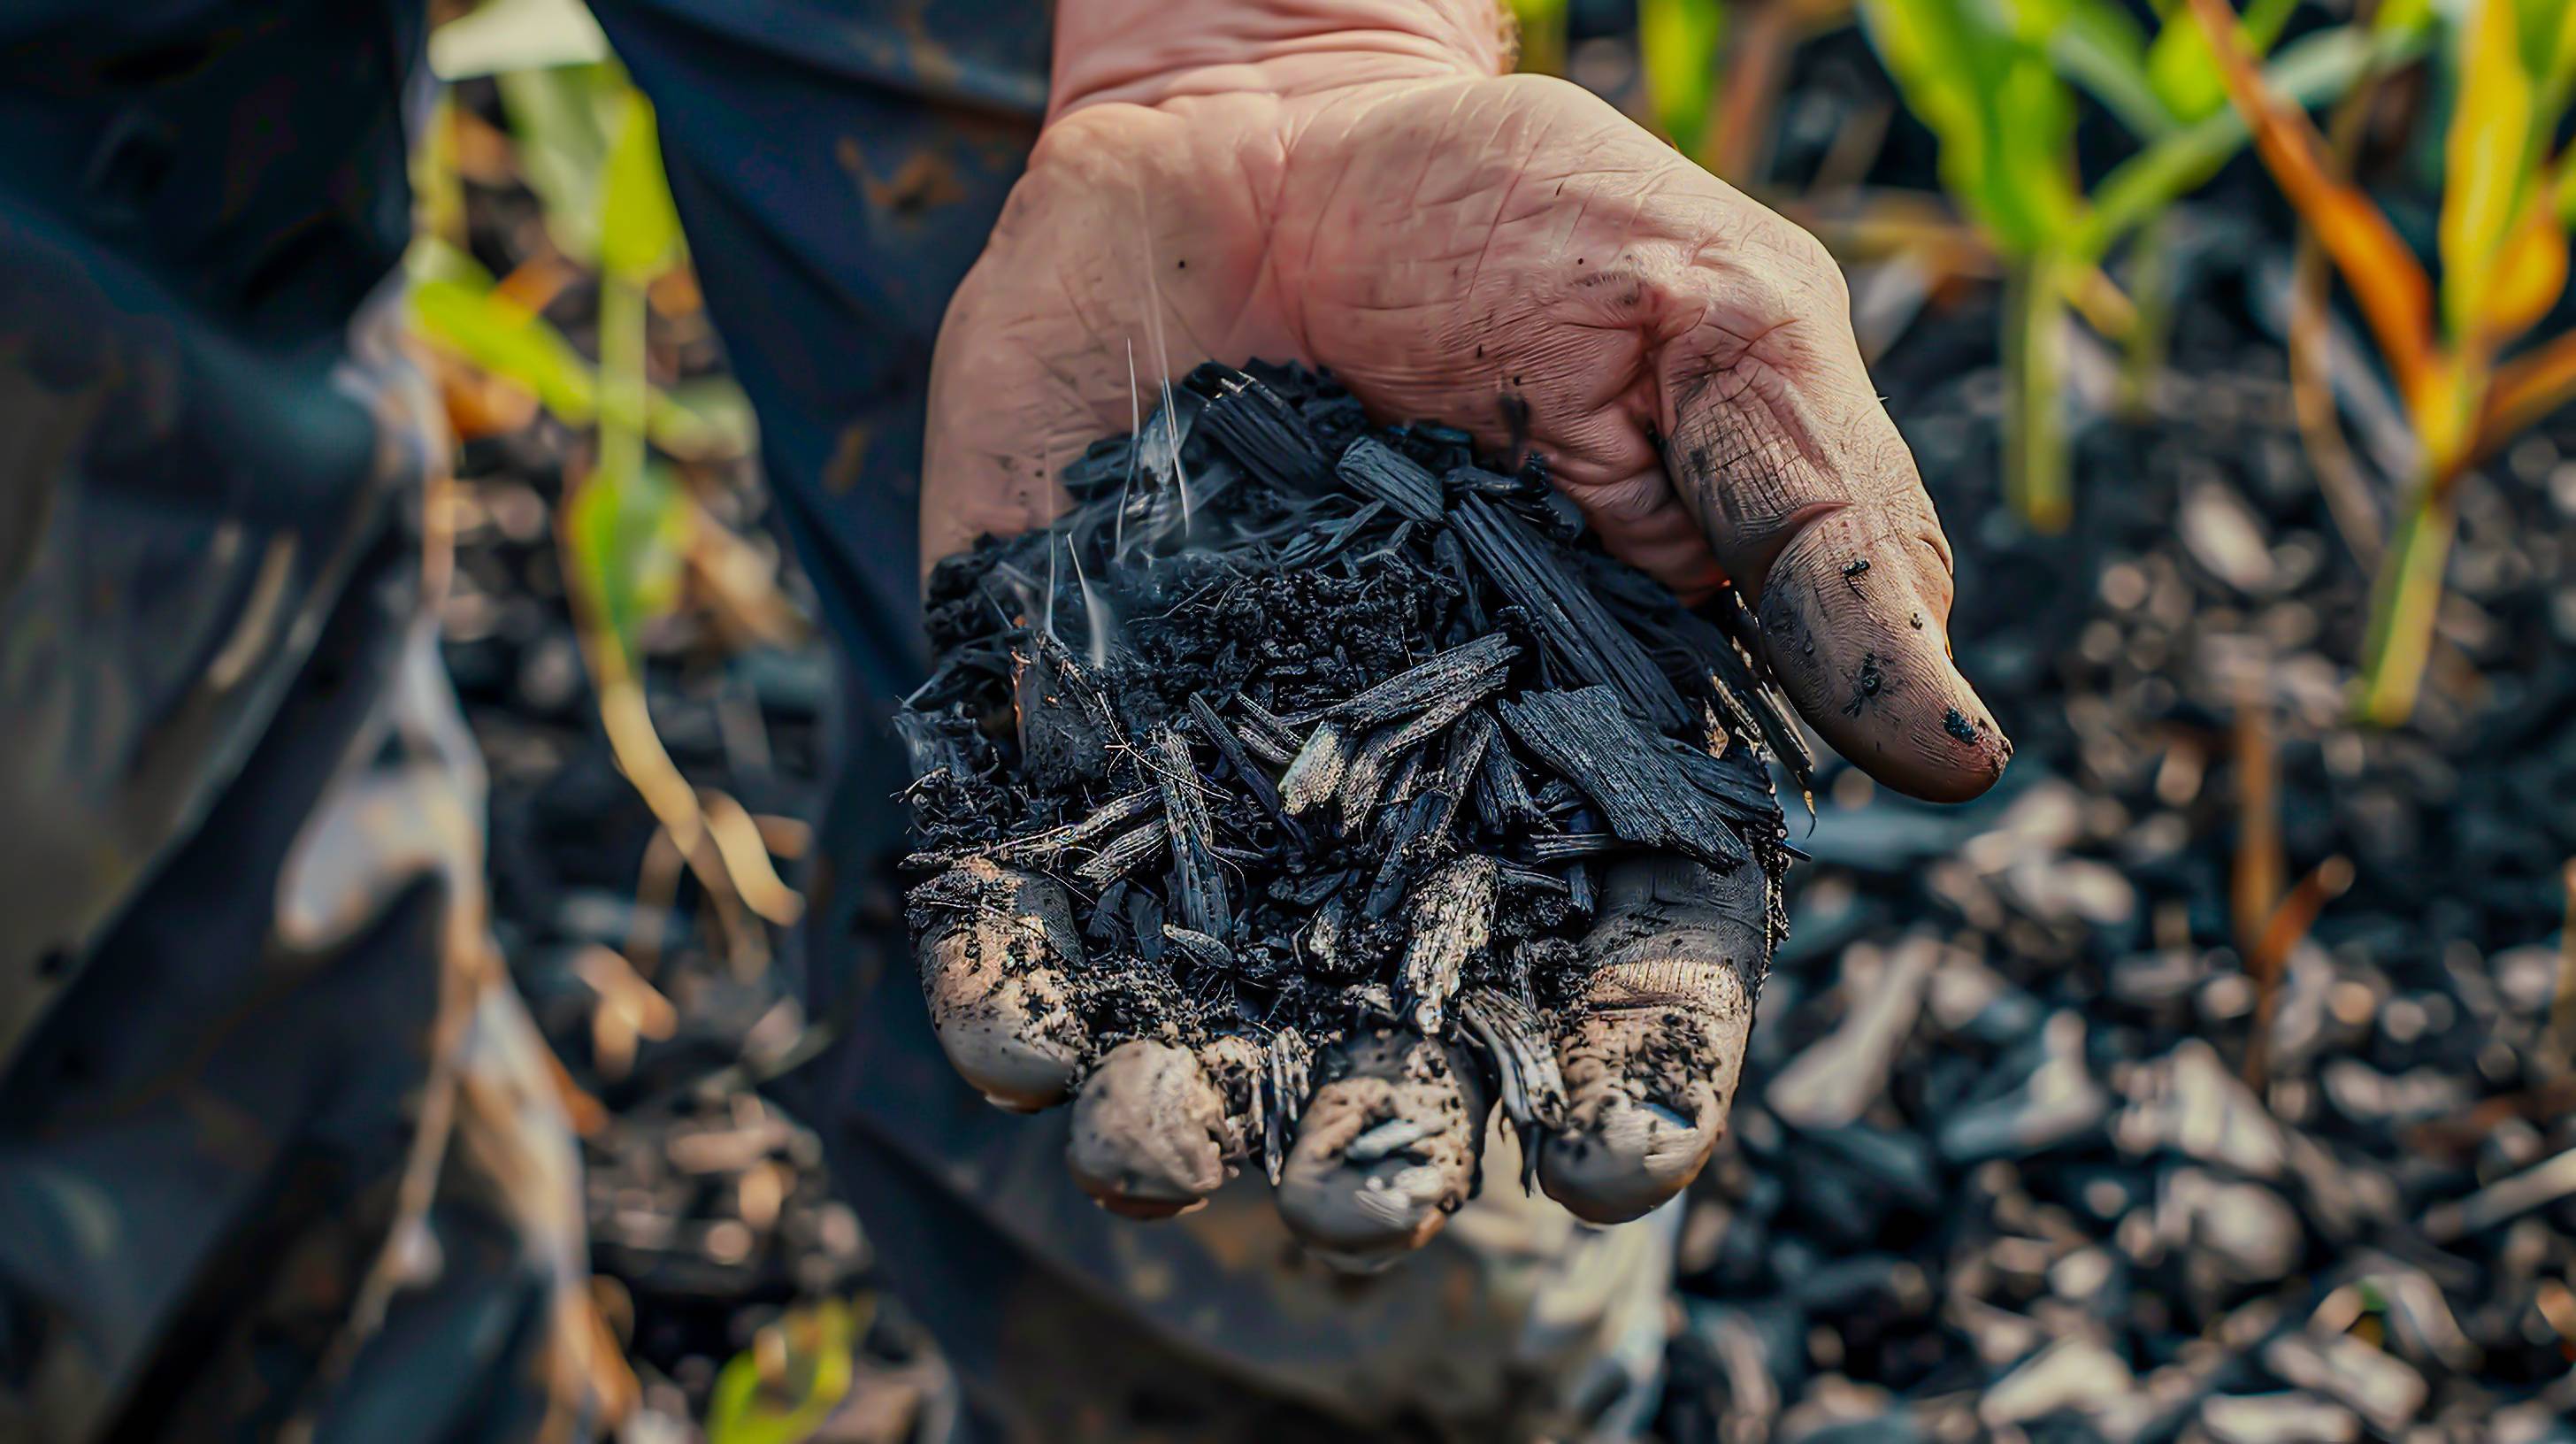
<box><xmin>1658</xmin><ymin>233</ymin><xmax>2011</xmax><ymax>803</ymax></box>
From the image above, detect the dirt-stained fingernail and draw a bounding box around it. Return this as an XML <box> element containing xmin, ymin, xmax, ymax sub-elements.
<box><xmin>1276</xmin><ymin>1030</ymin><xmax>1485</xmax><ymax>1269</ymax></box>
<box><xmin>1755</xmin><ymin>510</ymin><xmax>2010</xmax><ymax>803</ymax></box>
<box><xmin>1067</xmin><ymin>1040</ymin><xmax>1230</xmax><ymax>1218</ymax></box>
<box><xmin>911</xmin><ymin>858</ymin><xmax>1091</xmax><ymax>1111</ymax></box>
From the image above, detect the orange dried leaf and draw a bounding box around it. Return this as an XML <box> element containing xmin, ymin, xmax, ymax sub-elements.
<box><xmin>2475</xmin><ymin>326</ymin><xmax>2576</xmax><ymax>457</ymax></box>
<box><xmin>2184</xmin><ymin>0</ymin><xmax>2436</xmax><ymax>401</ymax></box>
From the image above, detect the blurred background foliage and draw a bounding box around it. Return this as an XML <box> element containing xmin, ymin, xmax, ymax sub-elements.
<box><xmin>1514</xmin><ymin>0</ymin><xmax>2573</xmax><ymax>727</ymax></box>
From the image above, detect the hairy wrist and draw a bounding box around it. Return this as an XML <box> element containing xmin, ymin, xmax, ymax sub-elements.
<box><xmin>1049</xmin><ymin>0</ymin><xmax>1514</xmax><ymax>119</ymax></box>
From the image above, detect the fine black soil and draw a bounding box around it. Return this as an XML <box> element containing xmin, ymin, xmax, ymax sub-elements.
<box><xmin>898</xmin><ymin>360</ymin><xmax>1803</xmax><ymax>1168</ymax></box>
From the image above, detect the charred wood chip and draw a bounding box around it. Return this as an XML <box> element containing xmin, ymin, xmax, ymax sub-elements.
<box><xmin>1366</xmin><ymin>790</ymin><xmax>1453</xmax><ymax>919</ymax></box>
<box><xmin>1456</xmin><ymin>986</ymin><xmax>1568</xmax><ymax>1154</ymax></box>
<box><xmin>906</xmin><ymin>787</ymin><xmax>1160</xmax><ymax>872</ymax></box>
<box><xmin>1706</xmin><ymin>582</ymin><xmax>1816</xmax><ymax>794</ymax></box>
<box><xmin>1332</xmin><ymin>633</ymin><xmax>1519</xmax><ymax>729</ymax></box>
<box><xmin>1161</xmin><ymin>925</ymin><xmax>1237</xmax><ymax>975</ymax></box>
<box><xmin>1493</xmin><ymin>860</ymin><xmax>1572</xmax><ymax>895</ymax></box>
<box><xmin>1132</xmin><ymin>383</ymin><xmax>1206</xmax><ymax>490</ymax></box>
<box><xmin>1374</xmin><ymin>747</ymin><xmax>1430</xmax><ymax>822</ymax></box>
<box><xmin>1186</xmin><ymin>692</ymin><xmax>1306</xmax><ymax>849</ymax></box>
<box><xmin>1279</xmin><ymin>718</ymin><xmax>1354</xmax><ymax>818</ymax></box>
<box><xmin>1333</xmin><ymin>436</ymin><xmax>1447</xmax><ymax>522</ymax></box>
<box><xmin>1074</xmin><ymin>818</ymin><xmax>1169</xmax><ymax>889</ymax></box>
<box><xmin>1264</xmin><ymin>1026</ymin><xmax>1315</xmax><ymax>1186</ymax></box>
<box><xmin>1399</xmin><ymin>855</ymin><xmax>1496</xmax><ymax>1035</ymax></box>
<box><xmin>1450</xmin><ymin>495</ymin><xmax>1686</xmax><ymax>731</ymax></box>
<box><xmin>1149</xmin><ymin>725</ymin><xmax>1231</xmax><ymax>940</ymax></box>
<box><xmin>1059</xmin><ymin>434</ymin><xmax>1137</xmax><ymax>495</ymax></box>
<box><xmin>1522</xmin><ymin>831</ymin><xmax>1624</xmax><ymax>864</ymax></box>
<box><xmin>1230</xmin><ymin>692</ymin><xmax>1303</xmax><ymax>764</ymax></box>
<box><xmin>1276</xmin><ymin>869</ymin><xmax>1354</xmax><ymax>908</ymax></box>
<box><xmin>1191</xmin><ymin>370</ymin><xmax>1329</xmax><ymax>490</ymax></box>
<box><xmin>1499</xmin><ymin>687</ymin><xmax>1752</xmax><ymax>872</ymax></box>
<box><xmin>1302</xmin><ymin>895</ymin><xmax>1348</xmax><ymax>977</ymax></box>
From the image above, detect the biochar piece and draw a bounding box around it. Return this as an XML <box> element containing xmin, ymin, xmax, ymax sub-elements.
<box><xmin>904</xmin><ymin>787</ymin><xmax>1160</xmax><ymax>872</ymax></box>
<box><xmin>1499</xmin><ymin>687</ymin><xmax>1752</xmax><ymax>872</ymax></box>
<box><xmin>1073</xmin><ymin>820</ymin><xmax>1168</xmax><ymax>889</ymax></box>
<box><xmin>1150</xmin><ymin>725</ymin><xmax>1230</xmax><ymax>941</ymax></box>
<box><xmin>1334</xmin><ymin>436</ymin><xmax>1447</xmax><ymax>522</ymax></box>
<box><xmin>1450</xmin><ymin>494</ymin><xmax>1689</xmax><ymax>732</ymax></box>
<box><xmin>1399</xmin><ymin>856</ymin><xmax>1496</xmax><ymax>1035</ymax></box>
<box><xmin>897</xmin><ymin>360</ymin><xmax>1795</xmax><ymax>1203</ymax></box>
<box><xmin>1187</xmin><ymin>691</ymin><xmax>1304</xmax><ymax>849</ymax></box>
<box><xmin>1279</xmin><ymin>719</ymin><xmax>1355</xmax><ymax>818</ymax></box>
<box><xmin>1264</xmin><ymin>1026</ymin><xmax>1315</xmax><ymax>1186</ymax></box>
<box><xmin>1332</xmin><ymin>634</ymin><xmax>1519</xmax><ymax>729</ymax></box>
<box><xmin>1456</xmin><ymin>985</ymin><xmax>1568</xmax><ymax>1137</ymax></box>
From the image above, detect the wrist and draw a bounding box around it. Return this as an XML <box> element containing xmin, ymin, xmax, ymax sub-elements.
<box><xmin>1048</xmin><ymin>0</ymin><xmax>1514</xmax><ymax>119</ymax></box>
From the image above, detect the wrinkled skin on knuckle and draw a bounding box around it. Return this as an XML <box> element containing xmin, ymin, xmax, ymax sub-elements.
<box><xmin>1275</xmin><ymin>1028</ymin><xmax>1485</xmax><ymax>1267</ymax></box>
<box><xmin>910</xmin><ymin>858</ymin><xmax>1089</xmax><ymax>1111</ymax></box>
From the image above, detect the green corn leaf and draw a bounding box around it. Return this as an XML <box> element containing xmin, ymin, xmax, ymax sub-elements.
<box><xmin>2439</xmin><ymin>0</ymin><xmax>2549</xmax><ymax>342</ymax></box>
<box><xmin>1508</xmin><ymin>0</ymin><xmax>1570</xmax><ymax>75</ymax></box>
<box><xmin>600</xmin><ymin>85</ymin><xmax>685</xmax><ymax>284</ymax></box>
<box><xmin>1639</xmin><ymin>0</ymin><xmax>1728</xmax><ymax>157</ymax></box>
<box><xmin>2146</xmin><ymin>0</ymin><xmax>2298</xmax><ymax>126</ymax></box>
<box><xmin>495</xmin><ymin>62</ymin><xmax>622</xmax><ymax>265</ymax></box>
<box><xmin>704</xmin><ymin>1299</ymin><xmax>859</xmax><ymax>1444</ymax></box>
<box><xmin>406</xmin><ymin>239</ymin><xmax>749</xmax><ymax>458</ymax></box>
<box><xmin>1859</xmin><ymin>0</ymin><xmax>2084</xmax><ymax>257</ymax></box>
<box><xmin>2375</xmin><ymin>0</ymin><xmax>2434</xmax><ymax>36</ymax></box>
<box><xmin>565</xmin><ymin>453</ymin><xmax>691</xmax><ymax>665</ymax></box>
<box><xmin>2049</xmin><ymin>0</ymin><xmax>2176</xmax><ymax>140</ymax></box>
<box><xmin>409</xmin><ymin>267</ymin><xmax>600</xmax><ymax>426</ymax></box>
<box><xmin>2073</xmin><ymin>21</ymin><xmax>2433</xmax><ymax>263</ymax></box>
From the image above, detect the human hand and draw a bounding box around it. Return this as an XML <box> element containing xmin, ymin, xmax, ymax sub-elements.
<box><xmin>912</xmin><ymin>0</ymin><xmax>2008</xmax><ymax>1262</ymax></box>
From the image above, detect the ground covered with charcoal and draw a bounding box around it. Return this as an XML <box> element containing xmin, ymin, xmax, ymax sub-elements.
<box><xmin>899</xmin><ymin>361</ymin><xmax>1802</xmax><ymax>1177</ymax></box>
<box><xmin>1655</xmin><ymin>240</ymin><xmax>2576</xmax><ymax>1443</ymax></box>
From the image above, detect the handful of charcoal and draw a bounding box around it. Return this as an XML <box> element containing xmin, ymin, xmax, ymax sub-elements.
<box><xmin>898</xmin><ymin>360</ymin><xmax>1807</xmax><ymax>1182</ymax></box>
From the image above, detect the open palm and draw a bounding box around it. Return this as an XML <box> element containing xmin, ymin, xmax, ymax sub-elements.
<box><xmin>916</xmin><ymin>64</ymin><xmax>2009</xmax><ymax>1260</ymax></box>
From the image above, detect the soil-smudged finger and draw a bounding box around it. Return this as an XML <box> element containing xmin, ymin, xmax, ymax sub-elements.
<box><xmin>1745</xmin><ymin>498</ymin><xmax>2011</xmax><ymax>803</ymax></box>
<box><xmin>910</xmin><ymin>857</ymin><xmax>1090</xmax><ymax>1111</ymax></box>
<box><xmin>1276</xmin><ymin>1028</ymin><xmax>1488</xmax><ymax>1271</ymax></box>
<box><xmin>1067</xmin><ymin>1039</ymin><xmax>1230</xmax><ymax>1218</ymax></box>
<box><xmin>1659</xmin><ymin>299</ymin><xmax>2011</xmax><ymax>803</ymax></box>
<box><xmin>1539</xmin><ymin>856</ymin><xmax>1767</xmax><ymax>1224</ymax></box>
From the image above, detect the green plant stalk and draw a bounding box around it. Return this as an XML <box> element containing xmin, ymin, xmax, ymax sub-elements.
<box><xmin>2118</xmin><ymin>213</ymin><xmax>2173</xmax><ymax>420</ymax></box>
<box><xmin>2002</xmin><ymin>253</ymin><xmax>2072</xmax><ymax>533</ymax></box>
<box><xmin>598</xmin><ymin>271</ymin><xmax>650</xmax><ymax>497</ymax></box>
<box><xmin>1507</xmin><ymin>0</ymin><xmax>1568</xmax><ymax>75</ymax></box>
<box><xmin>2354</xmin><ymin>479</ymin><xmax>2457</xmax><ymax>725</ymax></box>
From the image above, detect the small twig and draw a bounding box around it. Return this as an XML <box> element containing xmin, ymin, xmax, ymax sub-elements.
<box><xmin>2551</xmin><ymin>861</ymin><xmax>2576</xmax><ymax>1075</ymax></box>
<box><xmin>2242</xmin><ymin>855</ymin><xmax>2355</xmax><ymax>1090</ymax></box>
<box><xmin>2231</xmin><ymin>680</ymin><xmax>2283</xmax><ymax>966</ymax></box>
